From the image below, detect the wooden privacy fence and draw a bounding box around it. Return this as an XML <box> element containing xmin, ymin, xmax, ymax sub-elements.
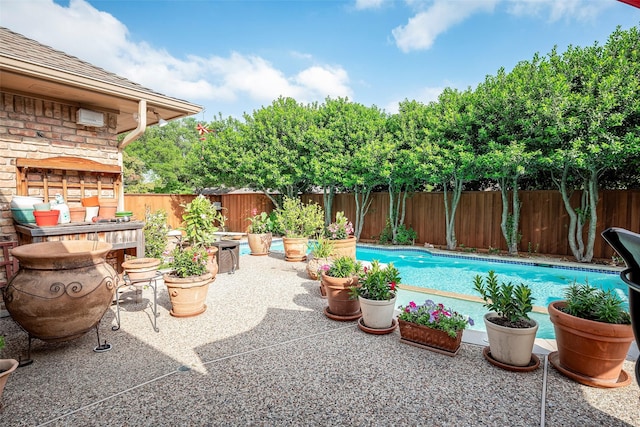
<box><xmin>124</xmin><ymin>190</ymin><xmax>640</xmax><ymax>260</ymax></box>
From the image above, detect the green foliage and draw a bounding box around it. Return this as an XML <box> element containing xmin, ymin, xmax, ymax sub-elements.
<box><xmin>308</xmin><ymin>237</ymin><xmax>334</xmax><ymax>259</ymax></box>
<box><xmin>181</xmin><ymin>195</ymin><xmax>225</xmax><ymax>248</ymax></box>
<box><xmin>563</xmin><ymin>283</ymin><xmax>630</xmax><ymax>324</ymax></box>
<box><xmin>325</xmin><ymin>256</ymin><xmax>362</xmax><ymax>278</ymax></box>
<box><xmin>351</xmin><ymin>260</ymin><xmax>400</xmax><ymax>301</ymax></box>
<box><xmin>378</xmin><ymin>218</ymin><xmax>393</xmax><ymax>244</ymax></box>
<box><xmin>171</xmin><ymin>245</ymin><xmax>208</xmax><ymax>278</ymax></box>
<box><xmin>246</xmin><ymin>211</ymin><xmax>274</xmax><ymax>234</ymax></box>
<box><xmin>473</xmin><ymin>270</ymin><xmax>534</xmax><ymax>325</ymax></box>
<box><xmin>143</xmin><ymin>207</ymin><xmax>169</xmax><ymax>260</ymax></box>
<box><xmin>396</xmin><ymin>224</ymin><xmax>417</xmax><ymax>245</ymax></box>
<box><xmin>0</xmin><ymin>335</ymin><xmax>4</xmax><ymax>350</ymax></box>
<box><xmin>275</xmin><ymin>196</ymin><xmax>324</xmax><ymax>238</ymax></box>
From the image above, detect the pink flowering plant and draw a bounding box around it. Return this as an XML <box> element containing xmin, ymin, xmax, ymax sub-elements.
<box><xmin>397</xmin><ymin>300</ymin><xmax>474</xmax><ymax>338</ymax></box>
<box><xmin>170</xmin><ymin>245</ymin><xmax>208</xmax><ymax>278</ymax></box>
<box><xmin>246</xmin><ymin>208</ymin><xmax>274</xmax><ymax>234</ymax></box>
<box><xmin>326</xmin><ymin>211</ymin><xmax>354</xmax><ymax>240</ymax></box>
<box><xmin>350</xmin><ymin>260</ymin><xmax>400</xmax><ymax>301</ymax></box>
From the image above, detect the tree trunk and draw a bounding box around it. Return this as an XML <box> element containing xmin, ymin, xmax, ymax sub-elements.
<box><xmin>444</xmin><ymin>176</ymin><xmax>463</xmax><ymax>250</ymax></box>
<box><xmin>323</xmin><ymin>186</ymin><xmax>335</xmax><ymax>226</ymax></box>
<box><xmin>353</xmin><ymin>186</ymin><xmax>372</xmax><ymax>241</ymax></box>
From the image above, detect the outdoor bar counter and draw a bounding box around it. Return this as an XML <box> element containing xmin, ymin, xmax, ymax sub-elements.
<box><xmin>14</xmin><ymin>221</ymin><xmax>145</xmax><ymax>272</ymax></box>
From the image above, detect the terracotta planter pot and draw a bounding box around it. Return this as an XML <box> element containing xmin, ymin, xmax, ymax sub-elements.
<box><xmin>206</xmin><ymin>246</ymin><xmax>219</xmax><ymax>277</ymax></box>
<box><xmin>163</xmin><ymin>272</ymin><xmax>213</xmax><ymax>317</ymax></box>
<box><xmin>398</xmin><ymin>319</ymin><xmax>463</xmax><ymax>355</ymax></box>
<box><xmin>247</xmin><ymin>232</ymin><xmax>272</xmax><ymax>256</ymax></box>
<box><xmin>306</xmin><ymin>256</ymin><xmax>332</xmax><ymax>281</ymax></box>
<box><xmin>0</xmin><ymin>359</ymin><xmax>19</xmax><ymax>400</ymax></box>
<box><xmin>283</xmin><ymin>237</ymin><xmax>308</xmax><ymax>262</ymax></box>
<box><xmin>33</xmin><ymin>209</ymin><xmax>59</xmax><ymax>226</ymax></box>
<box><xmin>359</xmin><ymin>294</ymin><xmax>397</xmax><ymax>329</ymax></box>
<box><xmin>330</xmin><ymin>236</ymin><xmax>356</xmax><ymax>259</ymax></box>
<box><xmin>122</xmin><ymin>257</ymin><xmax>161</xmax><ymax>282</ymax></box>
<box><xmin>4</xmin><ymin>241</ymin><xmax>117</xmax><ymax>342</ymax></box>
<box><xmin>98</xmin><ymin>199</ymin><xmax>118</xmax><ymax>219</ymax></box>
<box><xmin>69</xmin><ymin>206</ymin><xmax>86</xmax><ymax>223</ymax></box>
<box><xmin>484</xmin><ymin>312</ymin><xmax>538</xmax><ymax>367</ymax></box>
<box><xmin>548</xmin><ymin>301</ymin><xmax>635</xmax><ymax>386</ymax></box>
<box><xmin>321</xmin><ymin>273</ymin><xmax>360</xmax><ymax>318</ymax></box>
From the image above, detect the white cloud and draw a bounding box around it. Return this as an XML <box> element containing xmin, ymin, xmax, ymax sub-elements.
<box><xmin>354</xmin><ymin>0</ymin><xmax>386</xmax><ymax>10</ymax></box>
<box><xmin>392</xmin><ymin>0</ymin><xmax>499</xmax><ymax>53</ymax></box>
<box><xmin>505</xmin><ymin>0</ymin><xmax>610</xmax><ymax>22</ymax></box>
<box><xmin>0</xmin><ymin>0</ymin><xmax>353</xmax><ymax>114</ymax></box>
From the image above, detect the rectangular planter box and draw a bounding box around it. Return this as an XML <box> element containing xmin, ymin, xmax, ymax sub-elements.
<box><xmin>398</xmin><ymin>319</ymin><xmax>463</xmax><ymax>357</ymax></box>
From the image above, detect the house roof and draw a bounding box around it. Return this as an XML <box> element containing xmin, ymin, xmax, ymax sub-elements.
<box><xmin>0</xmin><ymin>26</ymin><xmax>202</xmax><ymax>133</ymax></box>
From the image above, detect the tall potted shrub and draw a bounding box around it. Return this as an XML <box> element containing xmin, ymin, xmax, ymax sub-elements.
<box><xmin>246</xmin><ymin>209</ymin><xmax>274</xmax><ymax>256</ymax></box>
<box><xmin>326</xmin><ymin>211</ymin><xmax>356</xmax><ymax>259</ymax></box>
<box><xmin>322</xmin><ymin>256</ymin><xmax>363</xmax><ymax>320</ymax></box>
<box><xmin>275</xmin><ymin>196</ymin><xmax>324</xmax><ymax>262</ymax></box>
<box><xmin>164</xmin><ymin>245</ymin><xmax>213</xmax><ymax>317</ymax></box>
<box><xmin>548</xmin><ymin>283</ymin><xmax>634</xmax><ymax>388</ymax></box>
<box><xmin>350</xmin><ymin>260</ymin><xmax>400</xmax><ymax>333</ymax></box>
<box><xmin>473</xmin><ymin>271</ymin><xmax>539</xmax><ymax>369</ymax></box>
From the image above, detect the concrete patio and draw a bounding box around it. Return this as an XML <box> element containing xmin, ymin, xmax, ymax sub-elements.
<box><xmin>0</xmin><ymin>252</ymin><xmax>638</xmax><ymax>426</ymax></box>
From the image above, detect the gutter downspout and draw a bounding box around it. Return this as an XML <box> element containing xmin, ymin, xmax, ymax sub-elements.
<box><xmin>117</xmin><ymin>100</ymin><xmax>147</xmax><ymax>211</ymax></box>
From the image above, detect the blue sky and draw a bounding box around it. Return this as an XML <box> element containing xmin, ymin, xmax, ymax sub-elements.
<box><xmin>1</xmin><ymin>0</ymin><xmax>638</xmax><ymax>121</ymax></box>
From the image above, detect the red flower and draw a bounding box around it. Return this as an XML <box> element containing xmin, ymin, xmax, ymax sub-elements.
<box><xmin>389</xmin><ymin>281</ymin><xmax>396</xmax><ymax>291</ymax></box>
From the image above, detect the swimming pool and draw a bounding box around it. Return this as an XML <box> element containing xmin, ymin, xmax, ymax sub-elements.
<box><xmin>240</xmin><ymin>240</ymin><xmax>628</xmax><ymax>339</ymax></box>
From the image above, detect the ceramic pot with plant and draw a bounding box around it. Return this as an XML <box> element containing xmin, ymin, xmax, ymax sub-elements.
<box><xmin>0</xmin><ymin>336</ymin><xmax>19</xmax><ymax>401</ymax></box>
<box><xmin>164</xmin><ymin>245</ymin><xmax>213</xmax><ymax>317</ymax></box>
<box><xmin>473</xmin><ymin>271</ymin><xmax>538</xmax><ymax>369</ymax></box>
<box><xmin>325</xmin><ymin>211</ymin><xmax>356</xmax><ymax>259</ymax></box>
<box><xmin>548</xmin><ymin>283</ymin><xmax>634</xmax><ymax>388</ymax></box>
<box><xmin>350</xmin><ymin>260</ymin><xmax>400</xmax><ymax>333</ymax></box>
<box><xmin>276</xmin><ymin>196</ymin><xmax>324</xmax><ymax>262</ymax></box>
<box><xmin>246</xmin><ymin>209</ymin><xmax>274</xmax><ymax>256</ymax></box>
<box><xmin>321</xmin><ymin>256</ymin><xmax>363</xmax><ymax>320</ymax></box>
<box><xmin>306</xmin><ymin>237</ymin><xmax>335</xmax><ymax>283</ymax></box>
<box><xmin>397</xmin><ymin>300</ymin><xmax>474</xmax><ymax>356</ymax></box>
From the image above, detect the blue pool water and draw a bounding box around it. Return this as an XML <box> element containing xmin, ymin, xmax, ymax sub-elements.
<box><xmin>241</xmin><ymin>241</ymin><xmax>628</xmax><ymax>339</ymax></box>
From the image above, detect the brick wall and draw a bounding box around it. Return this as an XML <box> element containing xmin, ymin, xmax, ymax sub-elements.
<box><xmin>0</xmin><ymin>91</ymin><xmax>121</xmax><ymax>298</ymax></box>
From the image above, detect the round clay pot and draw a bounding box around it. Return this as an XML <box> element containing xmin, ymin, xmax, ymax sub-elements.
<box><xmin>4</xmin><ymin>241</ymin><xmax>117</xmax><ymax>342</ymax></box>
<box><xmin>163</xmin><ymin>272</ymin><xmax>213</xmax><ymax>318</ymax></box>
<box><xmin>122</xmin><ymin>257</ymin><xmax>161</xmax><ymax>282</ymax></box>
<box><xmin>247</xmin><ymin>232</ymin><xmax>272</xmax><ymax>256</ymax></box>
<box><xmin>330</xmin><ymin>236</ymin><xmax>357</xmax><ymax>259</ymax></box>
<box><xmin>0</xmin><ymin>359</ymin><xmax>19</xmax><ymax>400</ymax></box>
<box><xmin>322</xmin><ymin>273</ymin><xmax>360</xmax><ymax>317</ymax></box>
<box><xmin>283</xmin><ymin>237</ymin><xmax>309</xmax><ymax>262</ymax></box>
<box><xmin>548</xmin><ymin>301</ymin><xmax>634</xmax><ymax>385</ymax></box>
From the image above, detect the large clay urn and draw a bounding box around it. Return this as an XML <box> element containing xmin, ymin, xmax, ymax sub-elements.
<box><xmin>247</xmin><ymin>232</ymin><xmax>272</xmax><ymax>256</ymax></box>
<box><xmin>3</xmin><ymin>241</ymin><xmax>117</xmax><ymax>342</ymax></box>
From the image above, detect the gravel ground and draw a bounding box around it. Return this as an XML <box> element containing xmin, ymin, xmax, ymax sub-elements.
<box><xmin>0</xmin><ymin>251</ymin><xmax>638</xmax><ymax>426</ymax></box>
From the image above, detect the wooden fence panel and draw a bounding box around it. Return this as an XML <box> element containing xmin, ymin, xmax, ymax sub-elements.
<box><xmin>125</xmin><ymin>189</ymin><xmax>640</xmax><ymax>260</ymax></box>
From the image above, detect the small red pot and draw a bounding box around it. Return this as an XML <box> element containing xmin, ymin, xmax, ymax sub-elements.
<box><xmin>33</xmin><ymin>209</ymin><xmax>59</xmax><ymax>226</ymax></box>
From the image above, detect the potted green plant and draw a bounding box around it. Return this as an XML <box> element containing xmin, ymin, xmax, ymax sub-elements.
<box><xmin>325</xmin><ymin>211</ymin><xmax>356</xmax><ymax>259</ymax></box>
<box><xmin>246</xmin><ymin>209</ymin><xmax>274</xmax><ymax>256</ymax></box>
<box><xmin>181</xmin><ymin>195</ymin><xmax>225</xmax><ymax>275</ymax></box>
<box><xmin>350</xmin><ymin>260</ymin><xmax>400</xmax><ymax>333</ymax></box>
<box><xmin>321</xmin><ymin>256</ymin><xmax>363</xmax><ymax>320</ymax></box>
<box><xmin>275</xmin><ymin>196</ymin><xmax>324</xmax><ymax>262</ymax></box>
<box><xmin>163</xmin><ymin>245</ymin><xmax>213</xmax><ymax>317</ymax></box>
<box><xmin>548</xmin><ymin>283</ymin><xmax>634</xmax><ymax>388</ymax></box>
<box><xmin>306</xmin><ymin>237</ymin><xmax>335</xmax><ymax>282</ymax></box>
<box><xmin>0</xmin><ymin>335</ymin><xmax>19</xmax><ymax>401</ymax></box>
<box><xmin>397</xmin><ymin>299</ymin><xmax>474</xmax><ymax>356</ymax></box>
<box><xmin>473</xmin><ymin>270</ymin><xmax>539</xmax><ymax>369</ymax></box>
